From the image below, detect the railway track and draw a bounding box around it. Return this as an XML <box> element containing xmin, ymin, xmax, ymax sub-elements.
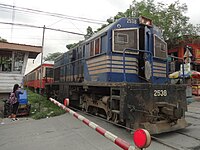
<box><xmin>68</xmin><ymin>106</ymin><xmax>200</xmax><ymax>150</ymax></box>
<box><xmin>186</xmin><ymin>113</ymin><xmax>200</xmax><ymax>120</ymax></box>
<box><xmin>154</xmin><ymin>129</ymin><xmax>200</xmax><ymax>150</ymax></box>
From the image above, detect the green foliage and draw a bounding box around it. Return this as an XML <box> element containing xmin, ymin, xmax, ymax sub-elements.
<box><xmin>84</xmin><ymin>26</ymin><xmax>94</xmax><ymax>39</ymax></box>
<box><xmin>27</xmin><ymin>89</ymin><xmax>65</xmax><ymax>119</ymax></box>
<box><xmin>67</xmin><ymin>0</ymin><xmax>200</xmax><ymax>49</ymax></box>
<box><xmin>44</xmin><ymin>52</ymin><xmax>63</xmax><ymax>61</ymax></box>
<box><xmin>67</xmin><ymin>26</ymin><xmax>94</xmax><ymax>49</ymax></box>
<box><xmin>66</xmin><ymin>43</ymin><xmax>78</xmax><ymax>49</ymax></box>
<box><xmin>0</xmin><ymin>37</ymin><xmax>7</xmax><ymax>42</ymax></box>
<box><xmin>110</xmin><ymin>0</ymin><xmax>200</xmax><ymax>44</ymax></box>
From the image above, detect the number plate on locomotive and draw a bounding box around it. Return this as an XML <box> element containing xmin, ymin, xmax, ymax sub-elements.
<box><xmin>154</xmin><ymin>90</ymin><xmax>167</xmax><ymax>97</ymax></box>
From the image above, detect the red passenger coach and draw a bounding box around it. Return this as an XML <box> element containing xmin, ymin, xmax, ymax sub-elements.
<box><xmin>24</xmin><ymin>63</ymin><xmax>54</xmax><ymax>93</ymax></box>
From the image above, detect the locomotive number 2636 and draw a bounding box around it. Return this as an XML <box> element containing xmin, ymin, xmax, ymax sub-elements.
<box><xmin>154</xmin><ymin>90</ymin><xmax>167</xmax><ymax>97</ymax></box>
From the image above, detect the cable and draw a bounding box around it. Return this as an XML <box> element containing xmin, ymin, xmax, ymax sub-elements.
<box><xmin>0</xmin><ymin>3</ymin><xmax>107</xmax><ymax>25</ymax></box>
<box><xmin>0</xmin><ymin>21</ymin><xmax>85</xmax><ymax>36</ymax></box>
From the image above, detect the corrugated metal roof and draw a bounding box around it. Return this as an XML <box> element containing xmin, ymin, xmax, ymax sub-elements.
<box><xmin>0</xmin><ymin>41</ymin><xmax>42</xmax><ymax>59</ymax></box>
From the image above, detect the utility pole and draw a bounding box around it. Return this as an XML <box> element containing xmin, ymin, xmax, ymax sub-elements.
<box><xmin>40</xmin><ymin>25</ymin><xmax>45</xmax><ymax>94</ymax></box>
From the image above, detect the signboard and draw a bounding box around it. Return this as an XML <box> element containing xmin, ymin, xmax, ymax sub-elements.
<box><xmin>184</xmin><ymin>49</ymin><xmax>192</xmax><ymax>63</ymax></box>
<box><xmin>180</xmin><ymin>63</ymin><xmax>191</xmax><ymax>77</ymax></box>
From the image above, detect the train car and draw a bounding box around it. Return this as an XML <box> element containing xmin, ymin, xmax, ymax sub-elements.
<box><xmin>46</xmin><ymin>16</ymin><xmax>188</xmax><ymax>134</ymax></box>
<box><xmin>24</xmin><ymin>62</ymin><xmax>54</xmax><ymax>94</ymax></box>
<box><xmin>168</xmin><ymin>35</ymin><xmax>200</xmax><ymax>95</ymax></box>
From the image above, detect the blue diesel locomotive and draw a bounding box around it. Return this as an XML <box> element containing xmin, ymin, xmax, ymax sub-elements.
<box><xmin>46</xmin><ymin>17</ymin><xmax>188</xmax><ymax>134</ymax></box>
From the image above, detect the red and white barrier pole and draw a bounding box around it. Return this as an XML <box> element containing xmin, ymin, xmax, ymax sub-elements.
<box><xmin>49</xmin><ymin>97</ymin><xmax>151</xmax><ymax>150</ymax></box>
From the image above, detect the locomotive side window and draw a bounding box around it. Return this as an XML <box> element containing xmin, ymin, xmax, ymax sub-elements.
<box><xmin>154</xmin><ymin>35</ymin><xmax>167</xmax><ymax>59</ymax></box>
<box><xmin>90</xmin><ymin>41</ymin><xmax>94</xmax><ymax>56</ymax></box>
<box><xmin>101</xmin><ymin>34</ymin><xmax>107</xmax><ymax>52</ymax></box>
<box><xmin>85</xmin><ymin>43</ymin><xmax>90</xmax><ymax>58</ymax></box>
<box><xmin>112</xmin><ymin>28</ymin><xmax>139</xmax><ymax>53</ymax></box>
<box><xmin>54</xmin><ymin>67</ymin><xmax>60</xmax><ymax>82</ymax></box>
<box><xmin>83</xmin><ymin>45</ymin><xmax>85</xmax><ymax>58</ymax></box>
<box><xmin>78</xmin><ymin>46</ymin><xmax>82</xmax><ymax>59</ymax></box>
<box><xmin>95</xmin><ymin>38</ymin><xmax>100</xmax><ymax>55</ymax></box>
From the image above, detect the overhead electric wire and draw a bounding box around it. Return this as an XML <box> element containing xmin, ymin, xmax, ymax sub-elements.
<box><xmin>0</xmin><ymin>3</ymin><xmax>107</xmax><ymax>25</ymax></box>
<box><xmin>0</xmin><ymin>21</ymin><xmax>85</xmax><ymax>36</ymax></box>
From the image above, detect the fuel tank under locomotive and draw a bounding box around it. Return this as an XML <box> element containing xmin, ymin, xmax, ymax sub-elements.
<box><xmin>124</xmin><ymin>83</ymin><xmax>188</xmax><ymax>134</ymax></box>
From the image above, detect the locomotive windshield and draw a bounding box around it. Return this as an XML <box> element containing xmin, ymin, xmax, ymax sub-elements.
<box><xmin>112</xmin><ymin>28</ymin><xmax>139</xmax><ymax>54</ymax></box>
<box><xmin>154</xmin><ymin>35</ymin><xmax>167</xmax><ymax>59</ymax></box>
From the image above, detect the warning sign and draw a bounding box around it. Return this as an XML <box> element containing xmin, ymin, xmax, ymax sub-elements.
<box><xmin>184</xmin><ymin>49</ymin><xmax>193</xmax><ymax>63</ymax></box>
<box><xmin>184</xmin><ymin>49</ymin><xmax>192</xmax><ymax>58</ymax></box>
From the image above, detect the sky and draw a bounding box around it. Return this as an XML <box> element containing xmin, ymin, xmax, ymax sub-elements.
<box><xmin>0</xmin><ymin>0</ymin><xmax>199</xmax><ymax>74</ymax></box>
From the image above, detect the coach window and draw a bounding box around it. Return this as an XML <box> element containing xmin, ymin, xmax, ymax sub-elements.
<box><xmin>37</xmin><ymin>69</ymin><xmax>40</xmax><ymax>80</ymax></box>
<box><xmin>90</xmin><ymin>41</ymin><xmax>94</xmax><ymax>56</ymax></box>
<box><xmin>95</xmin><ymin>38</ymin><xmax>100</xmax><ymax>55</ymax></box>
<box><xmin>13</xmin><ymin>51</ymin><xmax>25</xmax><ymax>73</ymax></box>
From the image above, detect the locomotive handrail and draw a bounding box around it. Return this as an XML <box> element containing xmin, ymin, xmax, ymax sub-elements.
<box><xmin>85</xmin><ymin>52</ymin><xmax>107</xmax><ymax>60</ymax></box>
<box><xmin>122</xmin><ymin>48</ymin><xmax>153</xmax><ymax>82</ymax></box>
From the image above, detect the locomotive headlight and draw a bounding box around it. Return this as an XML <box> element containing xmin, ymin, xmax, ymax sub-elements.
<box><xmin>139</xmin><ymin>16</ymin><xmax>152</xmax><ymax>27</ymax></box>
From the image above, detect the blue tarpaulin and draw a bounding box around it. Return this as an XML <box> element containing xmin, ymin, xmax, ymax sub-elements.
<box><xmin>19</xmin><ymin>90</ymin><xmax>28</xmax><ymax>104</ymax></box>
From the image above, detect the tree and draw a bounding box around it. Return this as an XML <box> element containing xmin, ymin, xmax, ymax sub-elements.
<box><xmin>84</xmin><ymin>26</ymin><xmax>94</xmax><ymax>39</ymax></box>
<box><xmin>44</xmin><ymin>52</ymin><xmax>63</xmax><ymax>61</ymax></box>
<box><xmin>0</xmin><ymin>36</ymin><xmax>7</xmax><ymax>42</ymax></box>
<box><xmin>109</xmin><ymin>0</ymin><xmax>200</xmax><ymax>44</ymax></box>
<box><xmin>66</xmin><ymin>43</ymin><xmax>78</xmax><ymax>49</ymax></box>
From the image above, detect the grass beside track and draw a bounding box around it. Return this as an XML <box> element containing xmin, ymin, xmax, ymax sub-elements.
<box><xmin>26</xmin><ymin>89</ymin><xmax>65</xmax><ymax>119</ymax></box>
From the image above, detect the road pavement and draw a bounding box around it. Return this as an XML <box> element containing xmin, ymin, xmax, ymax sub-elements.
<box><xmin>0</xmin><ymin>114</ymin><xmax>124</xmax><ymax>150</ymax></box>
<box><xmin>0</xmin><ymin>110</ymin><xmax>173</xmax><ymax>150</ymax></box>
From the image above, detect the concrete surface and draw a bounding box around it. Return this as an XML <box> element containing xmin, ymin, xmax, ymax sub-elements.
<box><xmin>0</xmin><ymin>114</ymin><xmax>123</xmax><ymax>150</ymax></box>
<box><xmin>2</xmin><ymin>100</ymin><xmax>200</xmax><ymax>150</ymax></box>
<box><xmin>0</xmin><ymin>111</ymin><xmax>172</xmax><ymax>150</ymax></box>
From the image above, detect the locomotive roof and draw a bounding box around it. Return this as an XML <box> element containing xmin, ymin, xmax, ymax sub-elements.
<box><xmin>67</xmin><ymin>17</ymin><xmax>163</xmax><ymax>51</ymax></box>
<box><xmin>84</xmin><ymin>20</ymin><xmax>117</xmax><ymax>43</ymax></box>
<box><xmin>67</xmin><ymin>18</ymin><xmax>124</xmax><ymax>51</ymax></box>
